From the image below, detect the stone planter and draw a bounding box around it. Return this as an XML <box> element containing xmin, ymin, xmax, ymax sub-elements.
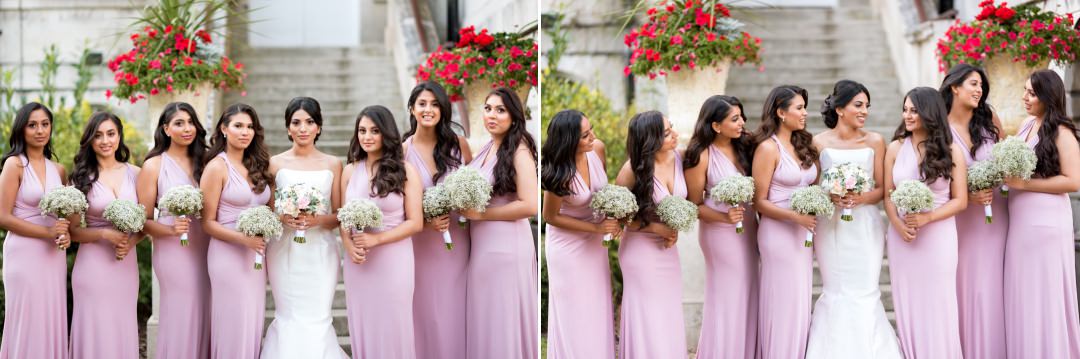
<box><xmin>983</xmin><ymin>56</ymin><xmax>1048</xmax><ymax>135</ymax></box>
<box><xmin>462</xmin><ymin>81</ymin><xmax>532</xmax><ymax>149</ymax></box>
<box><xmin>663</xmin><ymin>60</ymin><xmax>732</xmax><ymax>144</ymax></box>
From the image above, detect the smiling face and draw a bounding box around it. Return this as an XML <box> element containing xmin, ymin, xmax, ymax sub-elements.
<box><xmin>223</xmin><ymin>113</ymin><xmax>255</xmax><ymax>150</ymax></box>
<box><xmin>953</xmin><ymin>71</ymin><xmax>984</xmax><ymax>110</ymax></box>
<box><xmin>356</xmin><ymin>116</ymin><xmax>383</xmax><ymax>155</ymax></box>
<box><xmin>483</xmin><ymin>94</ymin><xmax>513</xmax><ymax>137</ymax></box>
<box><xmin>164</xmin><ymin>110</ymin><xmax>197</xmax><ymax>147</ymax></box>
<box><xmin>837</xmin><ymin>92</ymin><xmax>870</xmax><ymax>129</ymax></box>
<box><xmin>411</xmin><ymin>90</ymin><xmax>442</xmax><ymax>129</ymax></box>
<box><xmin>902</xmin><ymin>96</ymin><xmax>923</xmax><ymax>133</ymax></box>
<box><xmin>288</xmin><ymin>109</ymin><xmax>320</xmax><ymax>145</ymax></box>
<box><xmin>660</xmin><ymin>117</ymin><xmax>678</xmax><ymax>151</ymax></box>
<box><xmin>578</xmin><ymin>117</ymin><xmax>596</xmax><ymax>154</ymax></box>
<box><xmin>712</xmin><ymin>105</ymin><xmax>745</xmax><ymax>140</ymax></box>
<box><xmin>24</xmin><ymin>109</ymin><xmax>52</xmax><ymax>150</ymax></box>
<box><xmin>93</xmin><ymin>119</ymin><xmax>121</xmax><ymax>159</ymax></box>
<box><xmin>779</xmin><ymin>95</ymin><xmax>808</xmax><ymax>131</ymax></box>
<box><xmin>1023</xmin><ymin>79</ymin><xmax>1045</xmax><ymax>117</ymax></box>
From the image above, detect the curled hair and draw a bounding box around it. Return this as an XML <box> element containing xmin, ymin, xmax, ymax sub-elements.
<box><xmin>144</xmin><ymin>102</ymin><xmax>208</xmax><ymax>182</ymax></box>
<box><xmin>939</xmin><ymin>64</ymin><xmax>999</xmax><ymax>157</ymax></box>
<box><xmin>284</xmin><ymin>97</ymin><xmax>324</xmax><ymax>143</ymax></box>
<box><xmin>684</xmin><ymin>95</ymin><xmax>753</xmax><ymax>174</ymax></box>
<box><xmin>1</xmin><ymin>102</ymin><xmax>56</xmax><ymax>171</ymax></box>
<box><xmin>541</xmin><ymin>110</ymin><xmax>586</xmax><ymax>196</ymax></box>
<box><xmin>71</xmin><ymin>111</ymin><xmax>131</xmax><ymax>194</ymax></box>
<box><xmin>753</xmin><ymin>85</ymin><xmax>818</xmax><ymax>168</ymax></box>
<box><xmin>1028</xmin><ymin>70</ymin><xmax>1080</xmax><ymax>178</ymax></box>
<box><xmin>403</xmin><ymin>81</ymin><xmax>463</xmax><ymax>182</ymax></box>
<box><xmin>626</xmin><ymin>111</ymin><xmax>665</xmax><ymax>227</ymax></box>
<box><xmin>486</xmin><ymin>87</ymin><xmax>538</xmax><ymax>197</ymax></box>
<box><xmin>821</xmin><ymin>80</ymin><xmax>870</xmax><ymax>129</ymax></box>
<box><xmin>347</xmin><ymin>105</ymin><xmax>407</xmax><ymax>197</ymax></box>
<box><xmin>893</xmin><ymin>87</ymin><xmax>955</xmax><ymax>183</ymax></box>
<box><xmin>203</xmin><ymin>103</ymin><xmax>273</xmax><ymax>193</ymax></box>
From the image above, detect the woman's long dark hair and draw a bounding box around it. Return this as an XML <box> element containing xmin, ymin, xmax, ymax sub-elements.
<box><xmin>1</xmin><ymin>102</ymin><xmax>56</xmax><ymax>170</ymax></box>
<box><xmin>753</xmin><ymin>85</ymin><xmax>817</xmax><ymax>168</ymax></box>
<box><xmin>821</xmin><ymin>80</ymin><xmax>870</xmax><ymax>129</ymax></box>
<box><xmin>71</xmin><ymin>111</ymin><xmax>131</xmax><ymax>194</ymax></box>
<box><xmin>487</xmin><ymin>87</ymin><xmax>537</xmax><ymax>197</ymax></box>
<box><xmin>203</xmin><ymin>103</ymin><xmax>273</xmax><ymax>193</ymax></box>
<box><xmin>144</xmin><ymin>102</ymin><xmax>208</xmax><ymax>181</ymax></box>
<box><xmin>1029</xmin><ymin>69</ymin><xmax>1080</xmax><ymax>178</ymax></box>
<box><xmin>893</xmin><ymin>87</ymin><xmax>955</xmax><ymax>183</ymax></box>
<box><xmin>347</xmin><ymin>105</ymin><xmax>407</xmax><ymax>197</ymax></box>
<box><xmin>541</xmin><ymin>110</ymin><xmax>586</xmax><ymax>196</ymax></box>
<box><xmin>626</xmin><ymin>111</ymin><xmax>666</xmax><ymax>227</ymax></box>
<box><xmin>940</xmin><ymin>64</ymin><xmax>998</xmax><ymax>157</ymax></box>
<box><xmin>284</xmin><ymin>96</ymin><xmax>323</xmax><ymax>143</ymax></box>
<box><xmin>403</xmin><ymin>81</ymin><xmax>463</xmax><ymax>182</ymax></box>
<box><xmin>684</xmin><ymin>95</ymin><xmax>753</xmax><ymax>174</ymax></box>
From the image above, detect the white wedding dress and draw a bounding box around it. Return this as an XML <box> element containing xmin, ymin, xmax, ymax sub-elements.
<box><xmin>261</xmin><ymin>169</ymin><xmax>348</xmax><ymax>359</ymax></box>
<box><xmin>805</xmin><ymin>148</ymin><xmax>902</xmax><ymax>359</ymax></box>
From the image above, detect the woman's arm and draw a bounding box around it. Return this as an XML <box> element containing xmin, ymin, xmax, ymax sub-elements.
<box><xmin>0</xmin><ymin>157</ymin><xmax>64</xmax><ymax>240</ymax></box>
<box><xmin>685</xmin><ymin>149</ymin><xmax>739</xmax><ymax>224</ymax></box>
<box><xmin>462</xmin><ymin>146</ymin><xmax>538</xmax><ymax>221</ymax></box>
<box><xmin>905</xmin><ymin>144</ymin><xmax>969</xmax><ymax>229</ymax></box>
<box><xmin>1005</xmin><ymin>125</ymin><xmax>1080</xmax><ymax>194</ymax></box>
<box><xmin>353</xmin><ymin>164</ymin><xmax>425</xmax><ymax>248</ymax></box>
<box><xmin>137</xmin><ymin>157</ymin><xmax>184</xmax><ymax>239</ymax></box>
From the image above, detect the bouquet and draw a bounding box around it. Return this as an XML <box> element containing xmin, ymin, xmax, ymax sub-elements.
<box><xmin>274</xmin><ymin>183</ymin><xmax>327</xmax><ymax>244</ymax></box>
<box><xmin>656</xmin><ymin>196</ymin><xmax>698</xmax><ymax>233</ymax></box>
<box><xmin>991</xmin><ymin>135</ymin><xmax>1037</xmax><ymax>197</ymax></box>
<box><xmin>790</xmin><ymin>185</ymin><xmax>834</xmax><ymax>247</ymax></box>
<box><xmin>967</xmin><ymin>160</ymin><xmax>1004</xmax><ymax>223</ymax></box>
<box><xmin>158</xmin><ymin>184</ymin><xmax>203</xmax><ymax>246</ymax></box>
<box><xmin>422</xmin><ymin>185</ymin><xmax>455</xmax><ymax>250</ymax></box>
<box><xmin>890</xmin><ymin>180</ymin><xmax>936</xmax><ymax>216</ymax></box>
<box><xmin>38</xmin><ymin>185</ymin><xmax>88</xmax><ymax>250</ymax></box>
<box><xmin>236</xmin><ymin>206</ymin><xmax>282</xmax><ymax>270</ymax></box>
<box><xmin>103</xmin><ymin>199</ymin><xmax>146</xmax><ymax>260</ymax></box>
<box><xmin>338</xmin><ymin>199</ymin><xmax>384</xmax><ymax>256</ymax></box>
<box><xmin>820</xmin><ymin>162</ymin><xmax>874</xmax><ymax>221</ymax></box>
<box><xmin>588</xmin><ymin>184</ymin><xmax>638</xmax><ymax>247</ymax></box>
<box><xmin>708</xmin><ymin>175</ymin><xmax>754</xmax><ymax>233</ymax></box>
<box><xmin>442</xmin><ymin>167</ymin><xmax>493</xmax><ymax>228</ymax></box>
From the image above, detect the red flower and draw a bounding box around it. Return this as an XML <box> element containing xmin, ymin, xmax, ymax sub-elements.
<box><xmin>105</xmin><ymin>89</ymin><xmax>112</xmax><ymax>99</ymax></box>
<box><xmin>976</xmin><ymin>6</ymin><xmax>994</xmax><ymax>20</ymax></box>
<box><xmin>184</xmin><ymin>57</ymin><xmax>193</xmax><ymax>66</ymax></box>
<box><xmin>707</xmin><ymin>33</ymin><xmax>717</xmax><ymax>42</ymax></box>
<box><xmin>647</xmin><ymin>8</ymin><xmax>658</xmax><ymax>16</ymax></box>
<box><xmin>475</xmin><ymin>29</ymin><xmax>494</xmax><ymax>47</ymax></box>
<box><xmin>167</xmin><ymin>84</ymin><xmax>174</xmax><ymax>92</ymax></box>
<box><xmin>165</xmin><ymin>25</ymin><xmax>173</xmax><ymax>34</ymax></box>
<box><xmin>1031</xmin><ymin>37</ymin><xmax>1045</xmax><ymax>45</ymax></box>
<box><xmin>149</xmin><ymin>59</ymin><xmax>162</xmax><ymax>69</ymax></box>
<box><xmin>457</xmin><ymin>26</ymin><xmax>477</xmax><ymax>47</ymax></box>
<box><xmin>672</xmin><ymin>64</ymin><xmax>681</xmax><ymax>72</ymax></box>
<box><xmin>510</xmin><ymin>46</ymin><xmax>524</xmax><ymax>58</ymax></box>
<box><xmin>624</xmin><ymin>66</ymin><xmax>632</xmax><ymax>76</ymax></box>
<box><xmin>508</xmin><ymin>63</ymin><xmax>523</xmax><ymax>71</ymax></box>
<box><xmin>195</xmin><ymin>29</ymin><xmax>212</xmax><ymax>43</ymax></box>
<box><xmin>671</xmin><ymin>35</ymin><xmax>683</xmax><ymax>45</ymax></box>
<box><xmin>625</xmin><ymin>31</ymin><xmax>640</xmax><ymax>46</ymax></box>
<box><xmin>150</xmin><ymin>88</ymin><xmax>160</xmax><ymax>95</ymax></box>
<box><xmin>715</xmin><ymin>3</ymin><xmax>731</xmax><ymax>17</ymax></box>
<box><xmin>694</xmin><ymin>9</ymin><xmax>714</xmax><ymax>28</ymax></box>
<box><xmin>130</xmin><ymin>33</ymin><xmax>140</xmax><ymax>42</ymax></box>
<box><xmin>995</xmin><ymin>4</ymin><xmax>1015</xmax><ymax>21</ymax></box>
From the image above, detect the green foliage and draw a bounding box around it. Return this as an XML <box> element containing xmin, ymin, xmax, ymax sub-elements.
<box><xmin>540</xmin><ymin>70</ymin><xmax>630</xmax><ymax>182</ymax></box>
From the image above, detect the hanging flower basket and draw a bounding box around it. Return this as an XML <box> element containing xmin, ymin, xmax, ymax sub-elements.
<box><xmin>416</xmin><ymin>25</ymin><xmax>538</xmax><ymax>101</ymax></box>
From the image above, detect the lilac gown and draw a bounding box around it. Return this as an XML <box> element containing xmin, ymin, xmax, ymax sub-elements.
<box><xmin>70</xmin><ymin>164</ymin><xmax>140</xmax><ymax>359</ymax></box>
<box><xmin>404</xmin><ymin>138</ymin><xmax>470</xmax><ymax>359</ymax></box>
<box><xmin>695</xmin><ymin>145</ymin><xmax>759</xmax><ymax>359</ymax></box>
<box><xmin>619</xmin><ymin>150</ymin><xmax>687</xmax><ymax>358</ymax></box>
<box><xmin>544</xmin><ymin>151</ymin><xmax>615</xmax><ymax>358</ymax></box>
<box><xmin>152</xmin><ymin>153</ymin><xmax>211</xmax><ymax>359</ymax></box>
<box><xmin>1003</xmin><ymin>118</ymin><xmax>1080</xmax><ymax>358</ymax></box>
<box><xmin>0</xmin><ymin>156</ymin><xmax>68</xmax><ymax>359</ymax></box>
<box><xmin>207</xmin><ymin>153</ymin><xmax>271</xmax><ymax>359</ymax></box>
<box><xmin>343</xmin><ymin>160</ymin><xmax>416</xmax><ymax>359</ymax></box>
<box><xmin>887</xmin><ymin>137</ymin><xmax>961</xmax><ymax>358</ymax></box>
<box><xmin>949</xmin><ymin>125</ymin><xmax>1008</xmax><ymax>359</ymax></box>
<box><xmin>465</xmin><ymin>141</ymin><xmax>538</xmax><ymax>359</ymax></box>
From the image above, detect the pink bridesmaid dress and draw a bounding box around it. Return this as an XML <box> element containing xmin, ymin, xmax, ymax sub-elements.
<box><xmin>207</xmin><ymin>153</ymin><xmax>271</xmax><ymax>359</ymax></box>
<box><xmin>465</xmin><ymin>141</ymin><xmax>538</xmax><ymax>359</ymax></box>
<box><xmin>1003</xmin><ymin>118</ymin><xmax>1080</xmax><ymax>358</ymax></box>
<box><xmin>0</xmin><ymin>155</ymin><xmax>68</xmax><ymax>359</ymax></box>
<box><xmin>756</xmin><ymin>135</ymin><xmax>817</xmax><ymax>359</ymax></box>
<box><xmin>70</xmin><ymin>164</ymin><xmax>140</xmax><ymax>359</ymax></box>
<box><xmin>404</xmin><ymin>138</ymin><xmax>469</xmax><ymax>359</ymax></box>
<box><xmin>343</xmin><ymin>160</ymin><xmax>416</xmax><ymax>359</ymax></box>
<box><xmin>152</xmin><ymin>153</ymin><xmax>211</xmax><ymax>359</ymax></box>
<box><xmin>886</xmin><ymin>137</ymin><xmax>961</xmax><ymax>358</ymax></box>
<box><xmin>696</xmin><ymin>145</ymin><xmax>759</xmax><ymax>359</ymax></box>
<box><xmin>544</xmin><ymin>150</ymin><xmax>615</xmax><ymax>358</ymax></box>
<box><xmin>949</xmin><ymin>125</ymin><xmax>1007</xmax><ymax>359</ymax></box>
<box><xmin>618</xmin><ymin>150</ymin><xmax>687</xmax><ymax>358</ymax></box>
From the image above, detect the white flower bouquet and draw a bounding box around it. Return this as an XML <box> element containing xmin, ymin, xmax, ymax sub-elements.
<box><xmin>890</xmin><ymin>180</ymin><xmax>935</xmax><ymax>216</ymax></box>
<box><xmin>967</xmin><ymin>160</ymin><xmax>1003</xmax><ymax>224</ymax></box>
<box><xmin>790</xmin><ymin>185</ymin><xmax>834</xmax><ymax>247</ymax></box>
<box><xmin>442</xmin><ymin>167</ymin><xmax>492</xmax><ymax>228</ymax></box>
<box><xmin>656</xmin><ymin>196</ymin><xmax>698</xmax><ymax>233</ymax></box>
<box><xmin>991</xmin><ymin>136</ymin><xmax>1037</xmax><ymax>197</ymax></box>
<box><xmin>422</xmin><ymin>185</ymin><xmax>455</xmax><ymax>250</ymax></box>
<box><xmin>158</xmin><ymin>184</ymin><xmax>203</xmax><ymax>246</ymax></box>
<box><xmin>589</xmin><ymin>184</ymin><xmax>638</xmax><ymax>247</ymax></box>
<box><xmin>104</xmin><ymin>199</ymin><xmax>146</xmax><ymax>260</ymax></box>
<box><xmin>708</xmin><ymin>175</ymin><xmax>755</xmax><ymax>233</ymax></box>
<box><xmin>820</xmin><ymin>162</ymin><xmax>874</xmax><ymax>221</ymax></box>
<box><xmin>274</xmin><ymin>183</ymin><xmax>327</xmax><ymax>244</ymax></box>
<box><xmin>236</xmin><ymin>206</ymin><xmax>282</xmax><ymax>270</ymax></box>
<box><xmin>338</xmin><ymin>199</ymin><xmax>384</xmax><ymax>233</ymax></box>
<box><xmin>39</xmin><ymin>185</ymin><xmax>88</xmax><ymax>250</ymax></box>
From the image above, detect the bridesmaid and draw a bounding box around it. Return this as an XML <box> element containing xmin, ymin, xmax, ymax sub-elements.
<box><xmin>200</xmin><ymin>103</ymin><xmax>274</xmax><ymax>359</ymax></box>
<box><xmin>683</xmin><ymin>95</ymin><xmax>759</xmax><ymax>359</ymax></box>
<box><xmin>614</xmin><ymin>110</ymin><xmax>686</xmax><ymax>358</ymax></box>
<box><xmin>751</xmin><ymin>85</ymin><xmax>818</xmax><ymax>359</ymax></box>
<box><xmin>1003</xmin><ymin>70</ymin><xmax>1080</xmax><ymax>358</ymax></box>
<box><xmin>401</xmin><ymin>81</ymin><xmax>473</xmax><ymax>359</ymax></box>
<box><xmin>541</xmin><ymin>109</ymin><xmax>617</xmax><ymax>358</ymax></box>
<box><xmin>135</xmin><ymin>102</ymin><xmax>211</xmax><ymax>359</ymax></box>
<box><xmin>940</xmin><ymin>64</ymin><xmax>1008</xmax><ymax>359</ymax></box>
<box><xmin>68</xmin><ymin>111</ymin><xmax>142</xmax><ymax>359</ymax></box>
<box><xmin>461</xmin><ymin>88</ymin><xmax>539</xmax><ymax>359</ymax></box>
<box><xmin>0</xmin><ymin>102</ymin><xmax>70</xmax><ymax>359</ymax></box>
<box><xmin>883</xmin><ymin>87</ymin><xmax>966</xmax><ymax>358</ymax></box>
<box><xmin>341</xmin><ymin>105</ymin><xmax>423</xmax><ymax>358</ymax></box>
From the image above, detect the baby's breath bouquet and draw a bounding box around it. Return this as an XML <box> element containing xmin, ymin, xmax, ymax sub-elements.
<box><xmin>158</xmin><ymin>184</ymin><xmax>203</xmax><ymax>246</ymax></box>
<box><xmin>890</xmin><ymin>180</ymin><xmax>936</xmax><ymax>217</ymax></box>
<box><xmin>104</xmin><ymin>199</ymin><xmax>146</xmax><ymax>260</ymax></box>
<box><xmin>820</xmin><ymin>162</ymin><xmax>874</xmax><ymax>221</ymax></box>
<box><xmin>967</xmin><ymin>160</ymin><xmax>1004</xmax><ymax>223</ymax></box>
<box><xmin>422</xmin><ymin>185</ymin><xmax>455</xmax><ymax>250</ymax></box>
<box><xmin>338</xmin><ymin>199</ymin><xmax>384</xmax><ymax>233</ymax></box>
<box><xmin>589</xmin><ymin>184</ymin><xmax>638</xmax><ymax>247</ymax></box>
<box><xmin>39</xmin><ymin>185</ymin><xmax>88</xmax><ymax>250</ymax></box>
<box><xmin>656</xmin><ymin>196</ymin><xmax>698</xmax><ymax>233</ymax></box>
<box><xmin>708</xmin><ymin>175</ymin><xmax>754</xmax><ymax>233</ymax></box>
<box><xmin>442</xmin><ymin>167</ymin><xmax>492</xmax><ymax>228</ymax></box>
<box><xmin>991</xmin><ymin>136</ymin><xmax>1037</xmax><ymax>197</ymax></box>
<box><xmin>274</xmin><ymin>183</ymin><xmax>327</xmax><ymax>244</ymax></box>
<box><xmin>236</xmin><ymin>206</ymin><xmax>282</xmax><ymax>270</ymax></box>
<box><xmin>790</xmin><ymin>185</ymin><xmax>833</xmax><ymax>247</ymax></box>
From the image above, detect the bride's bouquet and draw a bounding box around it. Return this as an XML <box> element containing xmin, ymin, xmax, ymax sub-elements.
<box><xmin>274</xmin><ymin>183</ymin><xmax>327</xmax><ymax>244</ymax></box>
<box><xmin>991</xmin><ymin>136</ymin><xmax>1037</xmax><ymax>197</ymax></box>
<box><xmin>158</xmin><ymin>184</ymin><xmax>203</xmax><ymax>246</ymax></box>
<box><xmin>967</xmin><ymin>160</ymin><xmax>1003</xmax><ymax>224</ymax></box>
<box><xmin>708</xmin><ymin>175</ymin><xmax>755</xmax><ymax>233</ymax></box>
<box><xmin>236</xmin><ymin>206</ymin><xmax>282</xmax><ymax>270</ymax></box>
<box><xmin>820</xmin><ymin>162</ymin><xmax>874</xmax><ymax>221</ymax></box>
<box><xmin>442</xmin><ymin>167</ymin><xmax>492</xmax><ymax>228</ymax></box>
<box><xmin>422</xmin><ymin>185</ymin><xmax>455</xmax><ymax>250</ymax></box>
<box><xmin>588</xmin><ymin>184</ymin><xmax>638</xmax><ymax>247</ymax></box>
<box><xmin>38</xmin><ymin>185</ymin><xmax>88</xmax><ymax>250</ymax></box>
<box><xmin>656</xmin><ymin>196</ymin><xmax>698</xmax><ymax>233</ymax></box>
<box><xmin>103</xmin><ymin>199</ymin><xmax>146</xmax><ymax>260</ymax></box>
<box><xmin>890</xmin><ymin>180</ymin><xmax>935</xmax><ymax>216</ymax></box>
<box><xmin>790</xmin><ymin>185</ymin><xmax>834</xmax><ymax>247</ymax></box>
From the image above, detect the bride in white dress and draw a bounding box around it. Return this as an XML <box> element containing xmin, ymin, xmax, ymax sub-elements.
<box><xmin>806</xmin><ymin>81</ymin><xmax>902</xmax><ymax>358</ymax></box>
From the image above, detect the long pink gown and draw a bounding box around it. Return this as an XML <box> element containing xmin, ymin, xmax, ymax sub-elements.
<box><xmin>695</xmin><ymin>145</ymin><xmax>759</xmax><ymax>359</ymax></box>
<box><xmin>70</xmin><ymin>164</ymin><xmax>140</xmax><ymax>359</ymax></box>
<box><xmin>618</xmin><ymin>150</ymin><xmax>687</xmax><ymax>358</ymax></box>
<box><xmin>404</xmin><ymin>138</ymin><xmax>470</xmax><ymax>359</ymax></box>
<box><xmin>343</xmin><ymin>160</ymin><xmax>416</xmax><ymax>359</ymax></box>
<box><xmin>887</xmin><ymin>137</ymin><xmax>962</xmax><ymax>358</ymax></box>
<box><xmin>465</xmin><ymin>141</ymin><xmax>538</xmax><ymax>359</ymax></box>
<box><xmin>757</xmin><ymin>135</ymin><xmax>817</xmax><ymax>359</ymax></box>
<box><xmin>207</xmin><ymin>153</ymin><xmax>271</xmax><ymax>359</ymax></box>
<box><xmin>0</xmin><ymin>155</ymin><xmax>68</xmax><ymax>359</ymax></box>
<box><xmin>949</xmin><ymin>125</ymin><xmax>1008</xmax><ymax>359</ymax></box>
<box><xmin>1004</xmin><ymin>118</ymin><xmax>1080</xmax><ymax>358</ymax></box>
<box><xmin>544</xmin><ymin>151</ymin><xmax>615</xmax><ymax>358</ymax></box>
<box><xmin>152</xmin><ymin>153</ymin><xmax>211</xmax><ymax>359</ymax></box>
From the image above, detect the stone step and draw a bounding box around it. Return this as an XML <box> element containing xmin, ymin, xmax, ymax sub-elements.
<box><xmin>241</xmin><ymin>46</ymin><xmax>388</xmax><ymax>58</ymax></box>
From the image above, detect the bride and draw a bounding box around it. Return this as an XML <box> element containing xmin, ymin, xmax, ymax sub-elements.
<box><xmin>806</xmin><ymin>80</ymin><xmax>902</xmax><ymax>358</ymax></box>
<box><xmin>261</xmin><ymin>97</ymin><xmax>349</xmax><ymax>358</ymax></box>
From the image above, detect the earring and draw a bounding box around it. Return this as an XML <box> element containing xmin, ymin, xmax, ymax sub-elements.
<box><xmin>223</xmin><ymin>134</ymin><xmax>227</xmax><ymax>139</ymax></box>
